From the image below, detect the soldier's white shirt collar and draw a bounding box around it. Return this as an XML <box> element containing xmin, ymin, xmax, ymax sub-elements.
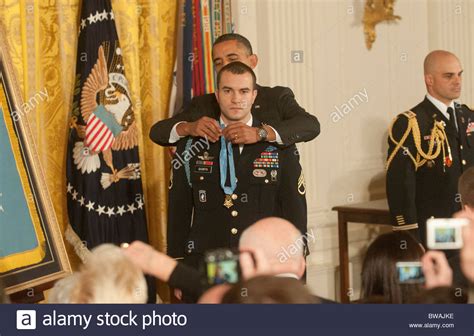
<box><xmin>426</xmin><ymin>93</ymin><xmax>456</xmax><ymax>120</ymax></box>
<box><xmin>220</xmin><ymin>115</ymin><xmax>253</xmax><ymax>153</ymax></box>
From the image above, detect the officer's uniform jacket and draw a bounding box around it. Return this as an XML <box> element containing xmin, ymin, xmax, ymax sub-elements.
<box><xmin>167</xmin><ymin>116</ymin><xmax>307</xmax><ymax>259</ymax></box>
<box><xmin>386</xmin><ymin>97</ymin><xmax>474</xmax><ymax>243</ymax></box>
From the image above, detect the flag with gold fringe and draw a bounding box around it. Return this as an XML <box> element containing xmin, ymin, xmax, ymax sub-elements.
<box><xmin>65</xmin><ymin>0</ymin><xmax>155</xmax><ymax>301</ymax></box>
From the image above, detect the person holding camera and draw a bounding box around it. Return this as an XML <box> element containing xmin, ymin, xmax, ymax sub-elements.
<box><xmin>420</xmin><ymin>220</ymin><xmax>474</xmax><ymax>303</ymax></box>
<box><xmin>124</xmin><ymin>218</ymin><xmax>334</xmax><ymax>304</ymax></box>
<box><xmin>122</xmin><ymin>239</ymin><xmax>272</xmax><ymax>300</ymax></box>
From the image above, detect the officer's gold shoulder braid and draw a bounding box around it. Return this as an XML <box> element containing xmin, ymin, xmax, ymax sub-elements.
<box><xmin>386</xmin><ymin>111</ymin><xmax>451</xmax><ymax>172</ymax></box>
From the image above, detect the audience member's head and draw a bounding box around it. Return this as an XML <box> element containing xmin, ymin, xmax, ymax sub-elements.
<box><xmin>459</xmin><ymin>167</ymin><xmax>474</xmax><ymax>211</ymax></box>
<box><xmin>239</xmin><ymin>217</ymin><xmax>306</xmax><ymax>278</ymax></box>
<box><xmin>0</xmin><ymin>279</ymin><xmax>9</xmax><ymax>303</ymax></box>
<box><xmin>221</xmin><ymin>276</ymin><xmax>317</xmax><ymax>304</ymax></box>
<box><xmin>410</xmin><ymin>287</ymin><xmax>468</xmax><ymax>304</ymax></box>
<box><xmin>361</xmin><ymin>231</ymin><xmax>424</xmax><ymax>304</ymax></box>
<box><xmin>49</xmin><ymin>244</ymin><xmax>147</xmax><ymax>303</ymax></box>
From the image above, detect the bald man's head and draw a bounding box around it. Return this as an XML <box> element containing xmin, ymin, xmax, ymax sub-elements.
<box><xmin>424</xmin><ymin>50</ymin><xmax>459</xmax><ymax>74</ymax></box>
<box><xmin>423</xmin><ymin>50</ymin><xmax>462</xmax><ymax>104</ymax></box>
<box><xmin>239</xmin><ymin>217</ymin><xmax>306</xmax><ymax>278</ymax></box>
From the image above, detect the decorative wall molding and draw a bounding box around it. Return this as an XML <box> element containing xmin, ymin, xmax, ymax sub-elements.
<box><xmin>427</xmin><ymin>0</ymin><xmax>474</xmax><ymax>106</ymax></box>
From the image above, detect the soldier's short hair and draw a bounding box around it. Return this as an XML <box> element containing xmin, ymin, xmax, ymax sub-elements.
<box><xmin>458</xmin><ymin>167</ymin><xmax>474</xmax><ymax>208</ymax></box>
<box><xmin>214</xmin><ymin>33</ymin><xmax>253</xmax><ymax>55</ymax></box>
<box><xmin>216</xmin><ymin>61</ymin><xmax>257</xmax><ymax>89</ymax></box>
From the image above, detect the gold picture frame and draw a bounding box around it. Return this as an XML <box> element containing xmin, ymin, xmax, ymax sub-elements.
<box><xmin>0</xmin><ymin>25</ymin><xmax>71</xmax><ymax>295</ymax></box>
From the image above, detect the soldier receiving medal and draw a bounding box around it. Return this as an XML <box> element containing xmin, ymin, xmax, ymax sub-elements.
<box><xmin>166</xmin><ymin>62</ymin><xmax>308</xmax><ymax>270</ymax></box>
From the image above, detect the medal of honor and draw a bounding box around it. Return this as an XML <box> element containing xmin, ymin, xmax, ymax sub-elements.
<box><xmin>224</xmin><ymin>194</ymin><xmax>233</xmax><ymax>208</ymax></box>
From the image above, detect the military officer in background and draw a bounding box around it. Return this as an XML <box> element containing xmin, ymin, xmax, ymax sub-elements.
<box><xmin>386</xmin><ymin>50</ymin><xmax>474</xmax><ymax>285</ymax></box>
<box><xmin>167</xmin><ymin>62</ymin><xmax>307</xmax><ymax>270</ymax></box>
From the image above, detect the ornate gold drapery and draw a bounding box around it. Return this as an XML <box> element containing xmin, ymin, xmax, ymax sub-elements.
<box><xmin>0</xmin><ymin>0</ymin><xmax>177</xmax><ymax>287</ymax></box>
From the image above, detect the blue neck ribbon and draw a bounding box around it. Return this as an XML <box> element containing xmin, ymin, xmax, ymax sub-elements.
<box><xmin>219</xmin><ymin>123</ymin><xmax>237</xmax><ymax>195</ymax></box>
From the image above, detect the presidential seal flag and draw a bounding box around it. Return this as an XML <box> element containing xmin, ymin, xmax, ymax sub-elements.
<box><xmin>65</xmin><ymin>0</ymin><xmax>153</xmax><ymax>299</ymax></box>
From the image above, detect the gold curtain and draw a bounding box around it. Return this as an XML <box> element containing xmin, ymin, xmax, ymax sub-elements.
<box><xmin>0</xmin><ymin>0</ymin><xmax>176</xmax><ymax>283</ymax></box>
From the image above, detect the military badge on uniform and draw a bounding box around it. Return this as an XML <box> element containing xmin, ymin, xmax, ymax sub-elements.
<box><xmin>253</xmin><ymin>169</ymin><xmax>267</xmax><ymax>177</ymax></box>
<box><xmin>198</xmin><ymin>152</ymin><xmax>214</xmax><ymax>161</ymax></box>
<box><xmin>199</xmin><ymin>190</ymin><xmax>207</xmax><ymax>203</ymax></box>
<box><xmin>223</xmin><ymin>195</ymin><xmax>234</xmax><ymax>208</ymax></box>
<box><xmin>466</xmin><ymin>122</ymin><xmax>474</xmax><ymax>134</ymax></box>
<box><xmin>253</xmin><ymin>151</ymin><xmax>279</xmax><ymax>169</ymax></box>
<box><xmin>195</xmin><ymin>166</ymin><xmax>213</xmax><ymax>174</ymax></box>
<box><xmin>195</xmin><ymin>152</ymin><xmax>214</xmax><ymax>174</ymax></box>
<box><xmin>271</xmin><ymin>170</ymin><xmax>278</xmax><ymax>182</ymax></box>
<box><xmin>298</xmin><ymin>171</ymin><xmax>306</xmax><ymax>195</ymax></box>
<box><xmin>395</xmin><ymin>215</ymin><xmax>406</xmax><ymax>226</ymax></box>
<box><xmin>445</xmin><ymin>156</ymin><xmax>453</xmax><ymax>168</ymax></box>
<box><xmin>264</xmin><ymin>145</ymin><xmax>277</xmax><ymax>152</ymax></box>
<box><xmin>196</xmin><ymin>160</ymin><xmax>214</xmax><ymax>166</ymax></box>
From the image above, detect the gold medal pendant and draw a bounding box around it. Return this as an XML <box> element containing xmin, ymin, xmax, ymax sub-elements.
<box><xmin>224</xmin><ymin>194</ymin><xmax>234</xmax><ymax>208</ymax></box>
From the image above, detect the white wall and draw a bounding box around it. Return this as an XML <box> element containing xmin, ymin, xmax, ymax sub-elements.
<box><xmin>427</xmin><ymin>0</ymin><xmax>474</xmax><ymax>106</ymax></box>
<box><xmin>232</xmin><ymin>0</ymin><xmax>474</xmax><ymax>301</ymax></box>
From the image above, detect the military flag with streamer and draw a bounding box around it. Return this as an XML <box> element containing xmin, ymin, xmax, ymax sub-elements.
<box><xmin>170</xmin><ymin>0</ymin><xmax>233</xmax><ymax>116</ymax></box>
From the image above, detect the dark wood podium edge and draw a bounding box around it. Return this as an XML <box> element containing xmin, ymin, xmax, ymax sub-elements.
<box><xmin>332</xmin><ymin>201</ymin><xmax>391</xmax><ymax>304</ymax></box>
